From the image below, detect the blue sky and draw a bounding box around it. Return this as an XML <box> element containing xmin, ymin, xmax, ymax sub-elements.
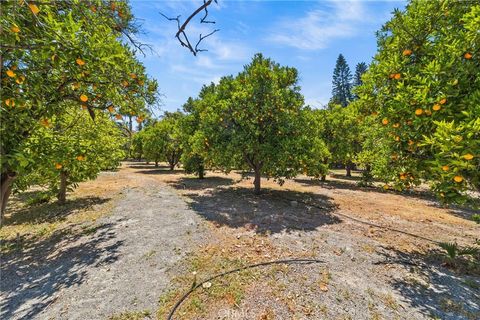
<box><xmin>130</xmin><ymin>0</ymin><xmax>406</xmax><ymax>113</ymax></box>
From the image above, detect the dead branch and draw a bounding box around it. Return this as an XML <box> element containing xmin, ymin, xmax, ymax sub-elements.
<box><xmin>160</xmin><ymin>0</ymin><xmax>219</xmax><ymax>56</ymax></box>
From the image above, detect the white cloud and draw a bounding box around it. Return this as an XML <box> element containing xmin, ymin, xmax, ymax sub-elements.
<box><xmin>268</xmin><ymin>0</ymin><xmax>369</xmax><ymax>50</ymax></box>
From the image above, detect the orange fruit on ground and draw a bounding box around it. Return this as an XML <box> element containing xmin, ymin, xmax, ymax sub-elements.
<box><xmin>76</xmin><ymin>155</ymin><xmax>85</xmax><ymax>161</ymax></box>
<box><xmin>464</xmin><ymin>52</ymin><xmax>472</xmax><ymax>59</ymax></box>
<box><xmin>402</xmin><ymin>49</ymin><xmax>412</xmax><ymax>56</ymax></box>
<box><xmin>6</xmin><ymin>70</ymin><xmax>15</xmax><ymax>78</ymax></box>
<box><xmin>441</xmin><ymin>165</ymin><xmax>449</xmax><ymax>171</ymax></box>
<box><xmin>11</xmin><ymin>26</ymin><xmax>20</xmax><ymax>33</ymax></box>
<box><xmin>122</xmin><ymin>80</ymin><xmax>129</xmax><ymax>87</ymax></box>
<box><xmin>80</xmin><ymin>94</ymin><xmax>88</xmax><ymax>102</ymax></box>
<box><xmin>108</xmin><ymin>105</ymin><xmax>114</xmax><ymax>113</ymax></box>
<box><xmin>432</xmin><ymin>104</ymin><xmax>441</xmax><ymax>111</ymax></box>
<box><xmin>115</xmin><ymin>114</ymin><xmax>122</xmax><ymax>120</ymax></box>
<box><xmin>453</xmin><ymin>176</ymin><xmax>463</xmax><ymax>183</ymax></box>
<box><xmin>55</xmin><ymin>163</ymin><xmax>63</xmax><ymax>170</ymax></box>
<box><xmin>439</xmin><ymin>98</ymin><xmax>447</xmax><ymax>105</ymax></box>
<box><xmin>463</xmin><ymin>153</ymin><xmax>474</xmax><ymax>160</ymax></box>
<box><xmin>415</xmin><ymin>109</ymin><xmax>423</xmax><ymax>116</ymax></box>
<box><xmin>408</xmin><ymin>140</ymin><xmax>414</xmax><ymax>145</ymax></box>
<box><xmin>28</xmin><ymin>3</ymin><xmax>40</xmax><ymax>15</ymax></box>
<box><xmin>399</xmin><ymin>173</ymin><xmax>407</xmax><ymax>180</ymax></box>
<box><xmin>76</xmin><ymin>58</ymin><xmax>85</xmax><ymax>66</ymax></box>
<box><xmin>389</xmin><ymin>74</ymin><xmax>395</xmax><ymax>79</ymax></box>
<box><xmin>394</xmin><ymin>73</ymin><xmax>401</xmax><ymax>79</ymax></box>
<box><xmin>382</xmin><ymin>118</ymin><xmax>389</xmax><ymax>125</ymax></box>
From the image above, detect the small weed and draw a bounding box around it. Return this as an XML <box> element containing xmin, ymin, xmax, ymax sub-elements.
<box><xmin>471</xmin><ymin>214</ymin><xmax>480</xmax><ymax>224</ymax></box>
<box><xmin>108</xmin><ymin>310</ymin><xmax>151</xmax><ymax>320</ymax></box>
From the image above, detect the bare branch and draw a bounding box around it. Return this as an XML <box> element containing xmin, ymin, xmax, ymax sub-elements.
<box><xmin>160</xmin><ymin>0</ymin><xmax>219</xmax><ymax>56</ymax></box>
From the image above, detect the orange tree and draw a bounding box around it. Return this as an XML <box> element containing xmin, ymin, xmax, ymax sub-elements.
<box><xmin>357</xmin><ymin>0</ymin><xmax>479</xmax><ymax>204</ymax></box>
<box><xmin>1</xmin><ymin>1</ymin><xmax>157</xmax><ymax>216</ymax></box>
<box><xmin>193</xmin><ymin>54</ymin><xmax>329</xmax><ymax>194</ymax></box>
<box><xmin>16</xmin><ymin>106</ymin><xmax>126</xmax><ymax>204</ymax></box>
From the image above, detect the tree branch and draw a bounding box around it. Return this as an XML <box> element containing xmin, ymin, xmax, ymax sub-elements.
<box><xmin>160</xmin><ymin>0</ymin><xmax>219</xmax><ymax>56</ymax></box>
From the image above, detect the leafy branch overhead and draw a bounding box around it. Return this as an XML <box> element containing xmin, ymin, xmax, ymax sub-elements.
<box><xmin>160</xmin><ymin>0</ymin><xmax>219</xmax><ymax>56</ymax></box>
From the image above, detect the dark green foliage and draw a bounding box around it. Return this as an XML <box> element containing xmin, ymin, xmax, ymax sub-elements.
<box><xmin>331</xmin><ymin>54</ymin><xmax>353</xmax><ymax>107</ymax></box>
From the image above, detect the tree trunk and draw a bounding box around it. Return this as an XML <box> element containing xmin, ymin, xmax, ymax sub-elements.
<box><xmin>57</xmin><ymin>171</ymin><xmax>68</xmax><ymax>205</ymax></box>
<box><xmin>169</xmin><ymin>162</ymin><xmax>175</xmax><ymax>171</ymax></box>
<box><xmin>346</xmin><ymin>162</ymin><xmax>352</xmax><ymax>177</ymax></box>
<box><xmin>253</xmin><ymin>167</ymin><xmax>261</xmax><ymax>195</ymax></box>
<box><xmin>198</xmin><ymin>164</ymin><xmax>204</xmax><ymax>179</ymax></box>
<box><xmin>321</xmin><ymin>175</ymin><xmax>326</xmax><ymax>182</ymax></box>
<box><xmin>155</xmin><ymin>161</ymin><xmax>158</xmax><ymax>167</ymax></box>
<box><xmin>1</xmin><ymin>171</ymin><xmax>16</xmax><ymax>224</ymax></box>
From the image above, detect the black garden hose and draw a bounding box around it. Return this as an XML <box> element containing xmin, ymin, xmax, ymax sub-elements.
<box><xmin>166</xmin><ymin>258</ymin><xmax>324</xmax><ymax>320</ymax></box>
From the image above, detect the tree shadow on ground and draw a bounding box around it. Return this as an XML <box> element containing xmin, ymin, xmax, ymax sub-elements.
<box><xmin>0</xmin><ymin>222</ymin><xmax>123</xmax><ymax>319</ymax></box>
<box><xmin>295</xmin><ymin>177</ymin><xmax>477</xmax><ymax>222</ymax></box>
<box><xmin>3</xmin><ymin>196</ymin><xmax>110</xmax><ymax>227</ymax></box>
<box><xmin>131</xmin><ymin>164</ymin><xmax>185</xmax><ymax>175</ymax></box>
<box><xmin>128</xmin><ymin>163</ymin><xmax>171</xmax><ymax>170</ymax></box>
<box><xmin>375</xmin><ymin>247</ymin><xmax>480</xmax><ymax>319</ymax></box>
<box><xmin>168</xmin><ymin>176</ymin><xmax>236</xmax><ymax>191</ymax></box>
<box><xmin>185</xmin><ymin>186</ymin><xmax>341</xmax><ymax>235</ymax></box>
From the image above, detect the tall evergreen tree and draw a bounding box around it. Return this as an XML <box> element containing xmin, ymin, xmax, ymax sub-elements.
<box><xmin>353</xmin><ymin>62</ymin><xmax>368</xmax><ymax>88</ymax></box>
<box><xmin>331</xmin><ymin>54</ymin><xmax>353</xmax><ymax>107</ymax></box>
<box><xmin>353</xmin><ymin>62</ymin><xmax>368</xmax><ymax>99</ymax></box>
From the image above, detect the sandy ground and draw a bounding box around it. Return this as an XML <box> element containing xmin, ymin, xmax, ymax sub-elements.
<box><xmin>1</xmin><ymin>162</ymin><xmax>479</xmax><ymax>320</ymax></box>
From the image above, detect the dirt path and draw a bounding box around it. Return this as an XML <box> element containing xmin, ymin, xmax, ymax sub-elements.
<box><xmin>1</xmin><ymin>170</ymin><xmax>210</xmax><ymax>319</ymax></box>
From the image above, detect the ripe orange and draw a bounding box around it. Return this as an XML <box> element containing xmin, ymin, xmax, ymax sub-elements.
<box><xmin>453</xmin><ymin>176</ymin><xmax>463</xmax><ymax>183</ymax></box>
<box><xmin>108</xmin><ymin>105</ymin><xmax>114</xmax><ymax>113</ymax></box>
<box><xmin>392</xmin><ymin>123</ymin><xmax>400</xmax><ymax>128</ymax></box>
<box><xmin>402</xmin><ymin>49</ymin><xmax>412</xmax><ymax>56</ymax></box>
<box><xmin>11</xmin><ymin>26</ymin><xmax>20</xmax><ymax>33</ymax></box>
<box><xmin>463</xmin><ymin>153</ymin><xmax>474</xmax><ymax>160</ymax></box>
<box><xmin>399</xmin><ymin>173</ymin><xmax>407</xmax><ymax>180</ymax></box>
<box><xmin>15</xmin><ymin>76</ymin><xmax>25</xmax><ymax>84</ymax></box>
<box><xmin>55</xmin><ymin>163</ymin><xmax>63</xmax><ymax>170</ymax></box>
<box><xmin>40</xmin><ymin>118</ymin><xmax>51</xmax><ymax>127</ymax></box>
<box><xmin>408</xmin><ymin>140</ymin><xmax>414</xmax><ymax>145</ymax></box>
<box><xmin>76</xmin><ymin>58</ymin><xmax>85</xmax><ymax>66</ymax></box>
<box><xmin>394</xmin><ymin>135</ymin><xmax>400</xmax><ymax>142</ymax></box>
<box><xmin>415</xmin><ymin>109</ymin><xmax>423</xmax><ymax>116</ymax></box>
<box><xmin>130</xmin><ymin>73</ymin><xmax>137</xmax><ymax>79</ymax></box>
<box><xmin>439</xmin><ymin>98</ymin><xmax>447</xmax><ymax>105</ymax></box>
<box><xmin>122</xmin><ymin>80</ymin><xmax>129</xmax><ymax>87</ymax></box>
<box><xmin>115</xmin><ymin>114</ymin><xmax>122</xmax><ymax>120</ymax></box>
<box><xmin>28</xmin><ymin>3</ymin><xmax>40</xmax><ymax>15</ymax></box>
<box><xmin>5</xmin><ymin>99</ymin><xmax>15</xmax><ymax>107</ymax></box>
<box><xmin>464</xmin><ymin>52</ymin><xmax>472</xmax><ymax>59</ymax></box>
<box><xmin>80</xmin><ymin>94</ymin><xmax>88</xmax><ymax>102</ymax></box>
<box><xmin>432</xmin><ymin>104</ymin><xmax>441</xmax><ymax>111</ymax></box>
<box><xmin>394</xmin><ymin>73</ymin><xmax>401</xmax><ymax>80</ymax></box>
<box><xmin>382</xmin><ymin>118</ymin><xmax>389</xmax><ymax>125</ymax></box>
<box><xmin>441</xmin><ymin>165</ymin><xmax>449</xmax><ymax>171</ymax></box>
<box><xmin>76</xmin><ymin>155</ymin><xmax>85</xmax><ymax>161</ymax></box>
<box><xmin>6</xmin><ymin>70</ymin><xmax>15</xmax><ymax>78</ymax></box>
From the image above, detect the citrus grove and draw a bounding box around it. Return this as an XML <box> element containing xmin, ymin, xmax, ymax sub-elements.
<box><xmin>1</xmin><ymin>0</ymin><xmax>157</xmax><ymax>220</ymax></box>
<box><xmin>1</xmin><ymin>0</ymin><xmax>479</xmax><ymax>223</ymax></box>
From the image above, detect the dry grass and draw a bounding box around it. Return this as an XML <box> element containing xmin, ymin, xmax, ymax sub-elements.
<box><xmin>0</xmin><ymin>164</ymin><xmax>143</xmax><ymax>253</ymax></box>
